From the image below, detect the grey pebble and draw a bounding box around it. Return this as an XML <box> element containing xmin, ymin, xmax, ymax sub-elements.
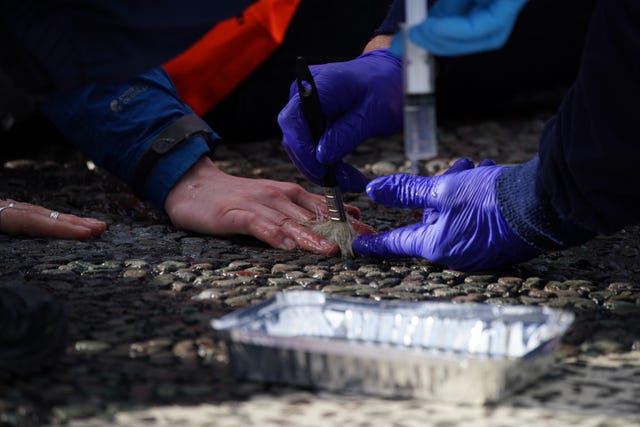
<box><xmin>603</xmin><ymin>300</ymin><xmax>640</xmax><ymax>315</ymax></box>
<box><xmin>192</xmin><ymin>289</ymin><xmax>224</xmax><ymax>300</ymax></box>
<box><xmin>150</xmin><ymin>274</ymin><xmax>175</xmax><ymax>288</ymax></box>
<box><xmin>155</xmin><ymin>260</ymin><xmax>188</xmax><ymax>273</ymax></box>
<box><xmin>74</xmin><ymin>340</ymin><xmax>111</xmax><ymax>353</ymax></box>
<box><xmin>129</xmin><ymin>338</ymin><xmax>173</xmax><ymax>358</ymax></box>
<box><xmin>122</xmin><ymin>269</ymin><xmax>147</xmax><ymax>279</ymax></box>
<box><xmin>267</xmin><ymin>277</ymin><xmax>294</xmax><ymax>287</ymax></box>
<box><xmin>370</xmin><ymin>161</ymin><xmax>397</xmax><ymax>176</ymax></box>
<box><xmin>171</xmin><ymin>281</ymin><xmax>191</xmax><ymax>292</ymax></box>
<box><xmin>432</xmin><ymin>287</ymin><xmax>463</xmax><ymax>298</ymax></box>
<box><xmin>124</xmin><ymin>259</ymin><xmax>148</xmax><ymax>269</ymax></box>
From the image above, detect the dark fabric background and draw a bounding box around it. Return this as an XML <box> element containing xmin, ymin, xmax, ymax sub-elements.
<box><xmin>207</xmin><ymin>0</ymin><xmax>597</xmax><ymax>140</ymax></box>
<box><xmin>2</xmin><ymin>0</ymin><xmax>597</xmax><ymax>151</ymax></box>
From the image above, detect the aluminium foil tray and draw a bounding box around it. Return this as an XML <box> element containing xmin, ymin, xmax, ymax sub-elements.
<box><xmin>211</xmin><ymin>291</ymin><xmax>574</xmax><ymax>404</ymax></box>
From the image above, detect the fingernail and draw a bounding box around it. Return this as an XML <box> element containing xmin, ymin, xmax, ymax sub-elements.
<box><xmin>280</xmin><ymin>238</ymin><xmax>297</xmax><ymax>250</ymax></box>
<box><xmin>84</xmin><ymin>218</ymin><xmax>104</xmax><ymax>224</ymax></box>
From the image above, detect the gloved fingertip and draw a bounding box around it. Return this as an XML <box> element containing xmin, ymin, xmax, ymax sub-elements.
<box><xmin>364</xmin><ymin>175</ymin><xmax>391</xmax><ymax>196</ymax></box>
<box><xmin>477</xmin><ymin>158</ymin><xmax>496</xmax><ymax>167</ymax></box>
<box><xmin>333</xmin><ymin>163</ymin><xmax>368</xmax><ymax>194</ymax></box>
<box><xmin>364</xmin><ymin>174</ymin><xmax>410</xmax><ymax>206</ymax></box>
<box><xmin>389</xmin><ymin>33</ymin><xmax>404</xmax><ymax>58</ymax></box>
<box><xmin>352</xmin><ymin>234</ymin><xmax>382</xmax><ymax>258</ymax></box>
<box><xmin>408</xmin><ymin>24</ymin><xmax>426</xmax><ymax>45</ymax></box>
<box><xmin>443</xmin><ymin>158</ymin><xmax>474</xmax><ymax>174</ymax></box>
<box><xmin>365</xmin><ymin>173</ymin><xmax>415</xmax><ymax>192</ymax></box>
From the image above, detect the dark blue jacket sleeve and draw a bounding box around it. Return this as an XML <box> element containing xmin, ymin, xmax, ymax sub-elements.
<box><xmin>40</xmin><ymin>68</ymin><xmax>218</xmax><ymax>210</ymax></box>
<box><xmin>375</xmin><ymin>0</ymin><xmax>404</xmax><ymax>35</ymax></box>
<box><xmin>374</xmin><ymin>0</ymin><xmax>437</xmax><ymax>35</ymax></box>
<box><xmin>537</xmin><ymin>0</ymin><xmax>640</xmax><ymax>234</ymax></box>
<box><xmin>497</xmin><ymin>0</ymin><xmax>640</xmax><ymax>249</ymax></box>
<box><xmin>1</xmin><ymin>0</ymin><xmax>253</xmax><ymax>93</ymax></box>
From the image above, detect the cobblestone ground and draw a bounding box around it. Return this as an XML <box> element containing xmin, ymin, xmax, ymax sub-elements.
<box><xmin>1</xmin><ymin>111</ymin><xmax>639</xmax><ymax>426</ymax></box>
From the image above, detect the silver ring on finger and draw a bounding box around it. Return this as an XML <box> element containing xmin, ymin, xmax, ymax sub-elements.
<box><xmin>0</xmin><ymin>202</ymin><xmax>15</xmax><ymax>227</ymax></box>
<box><xmin>49</xmin><ymin>211</ymin><xmax>60</xmax><ymax>220</ymax></box>
<box><xmin>0</xmin><ymin>202</ymin><xmax>16</xmax><ymax>215</ymax></box>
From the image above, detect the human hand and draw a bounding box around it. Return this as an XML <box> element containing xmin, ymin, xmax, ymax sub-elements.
<box><xmin>164</xmin><ymin>157</ymin><xmax>374</xmax><ymax>255</ymax></box>
<box><xmin>390</xmin><ymin>0</ymin><xmax>528</xmax><ymax>57</ymax></box>
<box><xmin>0</xmin><ymin>200</ymin><xmax>106</xmax><ymax>240</ymax></box>
<box><xmin>352</xmin><ymin>158</ymin><xmax>541</xmax><ymax>271</ymax></box>
<box><xmin>278</xmin><ymin>49</ymin><xmax>403</xmax><ymax>194</ymax></box>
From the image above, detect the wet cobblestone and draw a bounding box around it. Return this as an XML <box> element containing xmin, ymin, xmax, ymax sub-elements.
<box><xmin>1</xmin><ymin>112</ymin><xmax>639</xmax><ymax>426</ymax></box>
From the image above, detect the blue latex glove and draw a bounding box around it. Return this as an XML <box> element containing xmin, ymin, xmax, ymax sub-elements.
<box><xmin>278</xmin><ymin>49</ymin><xmax>403</xmax><ymax>194</ymax></box>
<box><xmin>352</xmin><ymin>158</ymin><xmax>542</xmax><ymax>271</ymax></box>
<box><xmin>390</xmin><ymin>0</ymin><xmax>528</xmax><ymax>57</ymax></box>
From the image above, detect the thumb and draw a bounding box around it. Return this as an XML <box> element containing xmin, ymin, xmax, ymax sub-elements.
<box><xmin>317</xmin><ymin>114</ymin><xmax>370</xmax><ymax>165</ymax></box>
<box><xmin>441</xmin><ymin>157</ymin><xmax>475</xmax><ymax>175</ymax></box>
<box><xmin>332</xmin><ymin>162</ymin><xmax>369</xmax><ymax>194</ymax></box>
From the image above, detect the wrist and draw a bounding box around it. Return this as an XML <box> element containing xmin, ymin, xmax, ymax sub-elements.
<box><xmin>142</xmin><ymin>133</ymin><xmax>214</xmax><ymax>210</ymax></box>
<box><xmin>363</xmin><ymin>35</ymin><xmax>393</xmax><ymax>53</ymax></box>
<box><xmin>164</xmin><ymin>156</ymin><xmax>222</xmax><ymax>214</ymax></box>
<box><xmin>496</xmin><ymin>157</ymin><xmax>595</xmax><ymax>251</ymax></box>
<box><xmin>356</xmin><ymin>48</ymin><xmax>402</xmax><ymax>69</ymax></box>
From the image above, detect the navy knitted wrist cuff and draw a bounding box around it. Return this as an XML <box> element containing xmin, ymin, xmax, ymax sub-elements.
<box><xmin>496</xmin><ymin>157</ymin><xmax>595</xmax><ymax>251</ymax></box>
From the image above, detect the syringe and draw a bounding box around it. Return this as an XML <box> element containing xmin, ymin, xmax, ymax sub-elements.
<box><xmin>403</xmin><ymin>0</ymin><xmax>437</xmax><ymax>175</ymax></box>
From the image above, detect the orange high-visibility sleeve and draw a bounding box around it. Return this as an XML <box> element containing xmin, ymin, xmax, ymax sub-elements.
<box><xmin>164</xmin><ymin>0</ymin><xmax>301</xmax><ymax>116</ymax></box>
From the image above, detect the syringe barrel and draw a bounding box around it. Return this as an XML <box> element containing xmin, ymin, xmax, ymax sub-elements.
<box><xmin>403</xmin><ymin>0</ymin><xmax>437</xmax><ymax>168</ymax></box>
<box><xmin>403</xmin><ymin>0</ymin><xmax>433</xmax><ymax>95</ymax></box>
<box><xmin>403</xmin><ymin>93</ymin><xmax>437</xmax><ymax>162</ymax></box>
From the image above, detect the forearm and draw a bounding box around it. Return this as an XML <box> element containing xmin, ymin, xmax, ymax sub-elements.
<box><xmin>41</xmin><ymin>67</ymin><xmax>218</xmax><ymax>210</ymax></box>
<box><xmin>363</xmin><ymin>35</ymin><xmax>393</xmax><ymax>53</ymax></box>
<box><xmin>497</xmin><ymin>0</ymin><xmax>640</xmax><ymax>247</ymax></box>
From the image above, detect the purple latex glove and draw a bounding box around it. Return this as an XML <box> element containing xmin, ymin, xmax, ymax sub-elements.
<box><xmin>353</xmin><ymin>158</ymin><xmax>542</xmax><ymax>271</ymax></box>
<box><xmin>278</xmin><ymin>49</ymin><xmax>403</xmax><ymax>193</ymax></box>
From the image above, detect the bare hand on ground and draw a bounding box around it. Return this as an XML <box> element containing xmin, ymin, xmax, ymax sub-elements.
<box><xmin>0</xmin><ymin>200</ymin><xmax>107</xmax><ymax>240</ymax></box>
<box><xmin>164</xmin><ymin>156</ymin><xmax>374</xmax><ymax>255</ymax></box>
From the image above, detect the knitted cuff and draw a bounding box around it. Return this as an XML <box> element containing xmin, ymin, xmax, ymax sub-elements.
<box><xmin>496</xmin><ymin>157</ymin><xmax>595</xmax><ymax>251</ymax></box>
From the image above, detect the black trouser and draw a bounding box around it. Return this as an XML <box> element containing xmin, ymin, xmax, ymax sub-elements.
<box><xmin>435</xmin><ymin>0</ymin><xmax>597</xmax><ymax>116</ymax></box>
